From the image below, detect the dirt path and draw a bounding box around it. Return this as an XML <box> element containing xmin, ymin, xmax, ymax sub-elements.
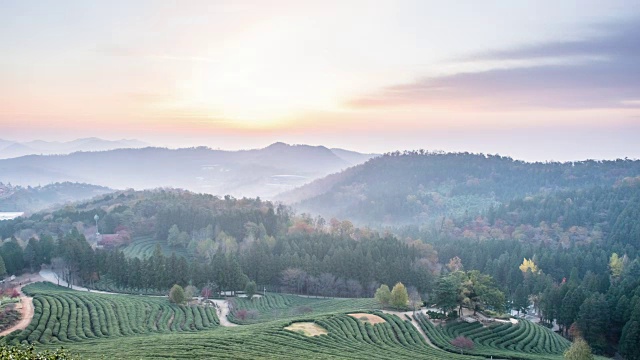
<box><xmin>38</xmin><ymin>270</ymin><xmax>244</xmax><ymax>328</ymax></box>
<box><xmin>211</xmin><ymin>299</ymin><xmax>238</xmax><ymax>327</ymax></box>
<box><xmin>0</xmin><ymin>273</ymin><xmax>42</xmax><ymax>336</ymax></box>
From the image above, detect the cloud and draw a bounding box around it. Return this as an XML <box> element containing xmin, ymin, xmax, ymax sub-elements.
<box><xmin>347</xmin><ymin>19</ymin><xmax>640</xmax><ymax>111</ymax></box>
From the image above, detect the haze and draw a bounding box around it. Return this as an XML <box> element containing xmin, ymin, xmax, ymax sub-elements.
<box><xmin>1</xmin><ymin>0</ymin><xmax>639</xmax><ymax>161</ymax></box>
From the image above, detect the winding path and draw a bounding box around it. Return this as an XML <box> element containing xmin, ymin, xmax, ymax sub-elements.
<box><xmin>38</xmin><ymin>270</ymin><xmax>117</xmax><ymax>295</ymax></box>
<box><xmin>0</xmin><ymin>274</ymin><xmax>41</xmax><ymax>336</ymax></box>
<box><xmin>210</xmin><ymin>299</ymin><xmax>238</xmax><ymax>327</ymax></box>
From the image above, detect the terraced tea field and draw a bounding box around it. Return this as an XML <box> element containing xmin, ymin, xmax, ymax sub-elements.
<box><xmin>121</xmin><ymin>236</ymin><xmax>190</xmax><ymax>259</ymax></box>
<box><xmin>228</xmin><ymin>294</ymin><xmax>377</xmax><ymax>324</ymax></box>
<box><xmin>414</xmin><ymin>312</ymin><xmax>570</xmax><ymax>360</ymax></box>
<box><xmin>1</xmin><ymin>282</ymin><xmax>218</xmax><ymax>345</ymax></box>
<box><xmin>40</xmin><ymin>313</ymin><xmax>484</xmax><ymax>359</ymax></box>
<box><xmin>0</xmin><ymin>283</ymin><xmax>576</xmax><ymax>360</ymax></box>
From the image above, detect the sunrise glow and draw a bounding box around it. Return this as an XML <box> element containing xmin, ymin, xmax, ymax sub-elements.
<box><xmin>1</xmin><ymin>0</ymin><xmax>639</xmax><ymax>159</ymax></box>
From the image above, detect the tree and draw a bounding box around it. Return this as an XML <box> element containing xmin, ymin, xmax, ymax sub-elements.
<box><xmin>513</xmin><ymin>284</ymin><xmax>529</xmax><ymax>315</ymax></box>
<box><xmin>563</xmin><ymin>337</ymin><xmax>594</xmax><ymax>360</ymax></box>
<box><xmin>184</xmin><ymin>285</ymin><xmax>198</xmax><ymax>300</ymax></box>
<box><xmin>467</xmin><ymin>270</ymin><xmax>505</xmax><ymax>314</ymax></box>
<box><xmin>167</xmin><ymin>225</ymin><xmax>180</xmax><ymax>246</ymax></box>
<box><xmin>0</xmin><ymin>255</ymin><xmax>6</xmax><ymax>279</ymax></box>
<box><xmin>447</xmin><ymin>256</ymin><xmax>463</xmax><ymax>272</ymax></box>
<box><xmin>519</xmin><ymin>258</ymin><xmax>538</xmax><ymax>274</ymax></box>
<box><xmin>168</xmin><ymin>284</ymin><xmax>186</xmax><ymax>304</ymax></box>
<box><xmin>408</xmin><ymin>287</ymin><xmax>422</xmax><ymax>315</ymax></box>
<box><xmin>434</xmin><ymin>276</ymin><xmax>458</xmax><ymax>315</ymax></box>
<box><xmin>450</xmin><ymin>336</ymin><xmax>474</xmax><ymax>354</ymax></box>
<box><xmin>391</xmin><ymin>282</ymin><xmax>409</xmax><ymax>309</ymax></box>
<box><xmin>178</xmin><ymin>231</ymin><xmax>191</xmax><ymax>247</ymax></box>
<box><xmin>576</xmin><ymin>293</ymin><xmax>609</xmax><ymax>353</ymax></box>
<box><xmin>609</xmin><ymin>253</ymin><xmax>624</xmax><ymax>281</ymax></box>
<box><xmin>245</xmin><ymin>280</ymin><xmax>257</xmax><ymax>300</ymax></box>
<box><xmin>374</xmin><ymin>284</ymin><xmax>391</xmax><ymax>308</ymax></box>
<box><xmin>620</xmin><ymin>303</ymin><xmax>640</xmax><ymax>360</ymax></box>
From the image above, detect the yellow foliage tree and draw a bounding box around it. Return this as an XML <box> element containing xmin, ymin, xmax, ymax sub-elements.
<box><xmin>519</xmin><ymin>258</ymin><xmax>538</xmax><ymax>274</ymax></box>
<box><xmin>609</xmin><ymin>253</ymin><xmax>624</xmax><ymax>280</ymax></box>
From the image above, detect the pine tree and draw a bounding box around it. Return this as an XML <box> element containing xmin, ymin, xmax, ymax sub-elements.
<box><xmin>167</xmin><ymin>225</ymin><xmax>180</xmax><ymax>246</ymax></box>
<box><xmin>0</xmin><ymin>255</ymin><xmax>6</xmax><ymax>278</ymax></box>
<box><xmin>620</xmin><ymin>303</ymin><xmax>640</xmax><ymax>360</ymax></box>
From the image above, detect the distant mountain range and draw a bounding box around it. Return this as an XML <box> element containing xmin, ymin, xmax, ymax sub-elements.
<box><xmin>0</xmin><ymin>137</ymin><xmax>148</xmax><ymax>159</ymax></box>
<box><xmin>278</xmin><ymin>151</ymin><xmax>640</xmax><ymax>226</ymax></box>
<box><xmin>0</xmin><ymin>182</ymin><xmax>113</xmax><ymax>213</ymax></box>
<box><xmin>0</xmin><ymin>142</ymin><xmax>377</xmax><ymax>198</ymax></box>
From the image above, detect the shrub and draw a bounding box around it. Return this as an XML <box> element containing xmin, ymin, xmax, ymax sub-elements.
<box><xmin>168</xmin><ymin>285</ymin><xmax>186</xmax><ymax>304</ymax></box>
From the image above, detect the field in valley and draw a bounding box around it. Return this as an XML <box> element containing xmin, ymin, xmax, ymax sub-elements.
<box><xmin>0</xmin><ymin>284</ymin><xmax>577</xmax><ymax>359</ymax></box>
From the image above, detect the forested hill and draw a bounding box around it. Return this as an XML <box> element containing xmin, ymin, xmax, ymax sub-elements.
<box><xmin>280</xmin><ymin>151</ymin><xmax>640</xmax><ymax>226</ymax></box>
<box><xmin>0</xmin><ymin>182</ymin><xmax>112</xmax><ymax>212</ymax></box>
<box><xmin>0</xmin><ymin>143</ymin><xmax>375</xmax><ymax>198</ymax></box>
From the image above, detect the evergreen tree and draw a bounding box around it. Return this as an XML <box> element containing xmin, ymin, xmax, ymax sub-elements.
<box><xmin>576</xmin><ymin>293</ymin><xmax>609</xmax><ymax>353</ymax></box>
<box><xmin>167</xmin><ymin>225</ymin><xmax>180</xmax><ymax>246</ymax></box>
<box><xmin>0</xmin><ymin>255</ymin><xmax>6</xmax><ymax>278</ymax></box>
<box><xmin>620</xmin><ymin>303</ymin><xmax>640</xmax><ymax>360</ymax></box>
<box><xmin>245</xmin><ymin>280</ymin><xmax>257</xmax><ymax>299</ymax></box>
<box><xmin>434</xmin><ymin>276</ymin><xmax>458</xmax><ymax>315</ymax></box>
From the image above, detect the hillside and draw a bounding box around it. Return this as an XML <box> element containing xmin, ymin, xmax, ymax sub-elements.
<box><xmin>0</xmin><ymin>143</ymin><xmax>375</xmax><ymax>198</ymax></box>
<box><xmin>0</xmin><ymin>137</ymin><xmax>147</xmax><ymax>159</ymax></box>
<box><xmin>280</xmin><ymin>151</ymin><xmax>640</xmax><ymax>226</ymax></box>
<box><xmin>0</xmin><ymin>182</ymin><xmax>112</xmax><ymax>212</ymax></box>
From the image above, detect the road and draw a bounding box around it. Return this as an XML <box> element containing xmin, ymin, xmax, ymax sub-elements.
<box><xmin>210</xmin><ymin>299</ymin><xmax>238</xmax><ymax>327</ymax></box>
<box><xmin>38</xmin><ymin>269</ymin><xmax>117</xmax><ymax>295</ymax></box>
<box><xmin>0</xmin><ymin>273</ymin><xmax>40</xmax><ymax>336</ymax></box>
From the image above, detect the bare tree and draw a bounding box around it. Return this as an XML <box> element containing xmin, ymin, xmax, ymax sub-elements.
<box><xmin>408</xmin><ymin>286</ymin><xmax>422</xmax><ymax>315</ymax></box>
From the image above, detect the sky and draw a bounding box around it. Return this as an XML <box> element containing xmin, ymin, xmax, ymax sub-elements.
<box><xmin>1</xmin><ymin>0</ymin><xmax>639</xmax><ymax>161</ymax></box>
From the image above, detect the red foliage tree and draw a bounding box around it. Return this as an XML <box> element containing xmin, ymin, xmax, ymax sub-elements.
<box><xmin>236</xmin><ymin>309</ymin><xmax>248</xmax><ymax>320</ymax></box>
<box><xmin>201</xmin><ymin>287</ymin><xmax>212</xmax><ymax>299</ymax></box>
<box><xmin>451</xmin><ymin>336</ymin><xmax>474</xmax><ymax>354</ymax></box>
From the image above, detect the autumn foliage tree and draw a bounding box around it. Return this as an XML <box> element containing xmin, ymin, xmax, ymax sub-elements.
<box><xmin>374</xmin><ymin>284</ymin><xmax>391</xmax><ymax>308</ymax></box>
<box><xmin>563</xmin><ymin>337</ymin><xmax>594</xmax><ymax>360</ymax></box>
<box><xmin>519</xmin><ymin>258</ymin><xmax>538</xmax><ymax>274</ymax></box>
<box><xmin>391</xmin><ymin>282</ymin><xmax>409</xmax><ymax>309</ymax></box>
<box><xmin>450</xmin><ymin>336</ymin><xmax>474</xmax><ymax>354</ymax></box>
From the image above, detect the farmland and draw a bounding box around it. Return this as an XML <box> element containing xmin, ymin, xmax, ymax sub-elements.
<box><xmin>38</xmin><ymin>313</ymin><xmax>480</xmax><ymax>359</ymax></box>
<box><xmin>0</xmin><ymin>282</ymin><xmax>218</xmax><ymax>345</ymax></box>
<box><xmin>120</xmin><ymin>236</ymin><xmax>189</xmax><ymax>259</ymax></box>
<box><xmin>228</xmin><ymin>293</ymin><xmax>377</xmax><ymax>324</ymax></box>
<box><xmin>414</xmin><ymin>313</ymin><xmax>570</xmax><ymax>360</ymax></box>
<box><xmin>0</xmin><ymin>283</ymin><xmax>578</xmax><ymax>359</ymax></box>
